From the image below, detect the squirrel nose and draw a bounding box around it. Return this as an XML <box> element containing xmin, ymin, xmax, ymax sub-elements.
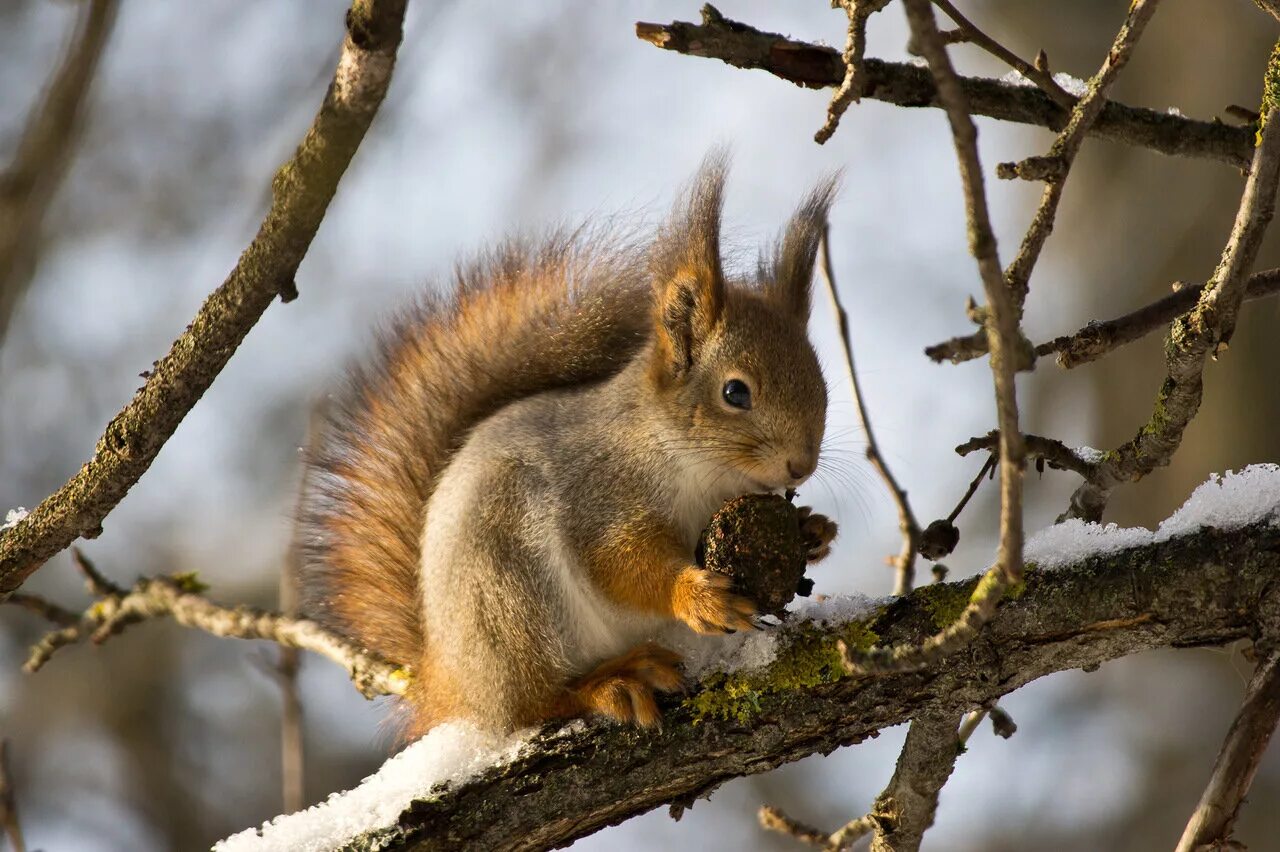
<box><xmin>787</xmin><ymin>458</ymin><xmax>816</xmax><ymax>482</ymax></box>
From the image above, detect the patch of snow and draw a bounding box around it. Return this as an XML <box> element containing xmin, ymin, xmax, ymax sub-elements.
<box><xmin>1167</xmin><ymin>106</ymin><xmax>1185</xmax><ymax>118</ymax></box>
<box><xmin>1</xmin><ymin>508</ymin><xmax>27</xmax><ymax>531</ymax></box>
<box><xmin>998</xmin><ymin>70</ymin><xmax>1034</xmax><ymax>88</ymax></box>
<box><xmin>1025</xmin><ymin>464</ymin><xmax>1280</xmax><ymax>569</ymax></box>
<box><xmin>1052</xmin><ymin>72</ymin><xmax>1089</xmax><ymax>97</ymax></box>
<box><xmin>215</xmin><ymin>721</ymin><xmax>532</xmax><ymax>852</ymax></box>
<box><xmin>1074</xmin><ymin>446</ymin><xmax>1106</xmax><ymax>465</ymax></box>
<box><xmin>216</xmin><ymin>593</ymin><xmax>884</xmax><ymax>851</ymax></box>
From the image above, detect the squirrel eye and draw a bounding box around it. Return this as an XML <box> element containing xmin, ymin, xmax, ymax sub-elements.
<box><xmin>722</xmin><ymin>379</ymin><xmax>752</xmax><ymax>410</ymax></box>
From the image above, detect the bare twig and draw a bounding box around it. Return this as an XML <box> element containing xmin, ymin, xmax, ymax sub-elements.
<box><xmin>838</xmin><ymin>0</ymin><xmax>1025</xmax><ymax>678</ymax></box>
<box><xmin>1001</xmin><ymin>0</ymin><xmax>1162</xmax><ymax>312</ymax></box>
<box><xmin>0</xmin><ymin>740</ymin><xmax>23</xmax><ymax>852</ymax></box>
<box><xmin>1176</xmin><ymin>648</ymin><xmax>1280</xmax><ymax>852</ymax></box>
<box><xmin>0</xmin><ymin>0</ymin><xmax>117</xmax><ymax>349</ymax></box>
<box><xmin>9</xmin><ymin>551</ymin><xmax>407</xmax><ymax>700</ymax></box>
<box><xmin>946</xmin><ymin>454</ymin><xmax>996</xmax><ymax>524</ymax></box>
<box><xmin>634</xmin><ymin>5</ymin><xmax>1252</xmax><ymax>169</ymax></box>
<box><xmin>927</xmin><ymin>267</ymin><xmax>1280</xmax><ymax>366</ymax></box>
<box><xmin>955</xmin><ymin>431</ymin><xmax>1099</xmax><ymax>480</ymax></box>
<box><xmin>0</xmin><ymin>0</ymin><xmax>410</xmax><ymax>597</ymax></box>
<box><xmin>1066</xmin><ymin>42</ymin><xmax>1280</xmax><ymax>522</ymax></box>
<box><xmin>819</xmin><ymin>231</ymin><xmax>920</xmax><ymax>595</ymax></box>
<box><xmin>930</xmin><ymin>0</ymin><xmax>1072</xmax><ymax>108</ymax></box>
<box><xmin>815</xmin><ymin>0</ymin><xmax>892</xmax><ymax>144</ymax></box>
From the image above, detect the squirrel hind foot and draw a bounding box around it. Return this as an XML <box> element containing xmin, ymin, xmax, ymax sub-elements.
<box><xmin>566</xmin><ymin>643</ymin><xmax>686</xmax><ymax>728</ymax></box>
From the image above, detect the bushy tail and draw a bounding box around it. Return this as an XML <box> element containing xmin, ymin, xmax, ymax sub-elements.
<box><xmin>295</xmin><ymin>228</ymin><xmax>651</xmax><ymax>674</ymax></box>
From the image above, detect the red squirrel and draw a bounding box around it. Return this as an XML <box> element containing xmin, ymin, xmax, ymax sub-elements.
<box><xmin>296</xmin><ymin>155</ymin><xmax>837</xmax><ymax>740</ymax></box>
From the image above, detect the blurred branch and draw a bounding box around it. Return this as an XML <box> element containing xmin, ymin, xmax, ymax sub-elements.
<box><xmin>0</xmin><ymin>0</ymin><xmax>117</xmax><ymax>349</ymax></box>
<box><xmin>9</xmin><ymin>549</ymin><xmax>407</xmax><ymax>700</ymax></box>
<box><xmin>634</xmin><ymin>5</ymin><xmax>1253</xmax><ymax>169</ymax></box>
<box><xmin>308</xmin><ymin>522</ymin><xmax>1280</xmax><ymax>851</ymax></box>
<box><xmin>835</xmin><ymin>0</ymin><xmax>1026</xmax><ymax>678</ymax></box>
<box><xmin>1176</xmin><ymin>648</ymin><xmax>1280</xmax><ymax>852</ymax></box>
<box><xmin>0</xmin><ymin>740</ymin><xmax>23</xmax><ymax>852</ymax></box>
<box><xmin>818</xmin><ymin>230</ymin><xmax>920</xmax><ymax>596</ymax></box>
<box><xmin>815</xmin><ymin>0</ymin><xmax>891</xmax><ymax>144</ymax></box>
<box><xmin>927</xmin><ymin>268</ymin><xmax>1280</xmax><ymax>366</ymax></box>
<box><xmin>278</xmin><ymin>561</ymin><xmax>305</xmax><ymax>814</ymax></box>
<box><xmin>0</xmin><ymin>0</ymin><xmax>410</xmax><ymax>598</ymax></box>
<box><xmin>955</xmin><ymin>431</ymin><xmax>1099</xmax><ymax>480</ymax></box>
<box><xmin>1065</xmin><ymin>42</ymin><xmax>1280</xmax><ymax>522</ymax></box>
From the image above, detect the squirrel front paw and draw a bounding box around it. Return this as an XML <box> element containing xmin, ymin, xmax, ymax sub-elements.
<box><xmin>673</xmin><ymin>567</ymin><xmax>758</xmax><ymax>634</ymax></box>
<box><xmin>797</xmin><ymin>506</ymin><xmax>838</xmax><ymax>563</ymax></box>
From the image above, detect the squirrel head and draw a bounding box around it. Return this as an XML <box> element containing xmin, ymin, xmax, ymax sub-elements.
<box><xmin>646</xmin><ymin>154</ymin><xmax>835</xmax><ymax>494</ymax></box>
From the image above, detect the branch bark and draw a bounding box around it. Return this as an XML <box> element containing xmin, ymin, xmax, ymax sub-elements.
<box><xmin>312</xmin><ymin>521</ymin><xmax>1280</xmax><ymax>852</ymax></box>
<box><xmin>634</xmin><ymin>5</ymin><xmax>1253</xmax><ymax>169</ymax></box>
<box><xmin>0</xmin><ymin>0</ymin><xmax>409</xmax><ymax>597</ymax></box>
<box><xmin>868</xmin><ymin>712</ymin><xmax>961</xmax><ymax>852</ymax></box>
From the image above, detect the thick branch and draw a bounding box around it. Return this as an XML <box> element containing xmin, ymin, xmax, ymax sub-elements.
<box><xmin>634</xmin><ymin>5</ymin><xmax>1253</xmax><ymax>168</ymax></box>
<box><xmin>1176</xmin><ymin>649</ymin><xmax>1280</xmax><ymax>852</ymax></box>
<box><xmin>0</xmin><ymin>0</ymin><xmax>117</xmax><ymax>348</ymax></box>
<box><xmin>0</xmin><ymin>0</ymin><xmax>409</xmax><ymax>596</ymax></box>
<box><xmin>315</xmin><ymin>522</ymin><xmax>1280</xmax><ymax>851</ymax></box>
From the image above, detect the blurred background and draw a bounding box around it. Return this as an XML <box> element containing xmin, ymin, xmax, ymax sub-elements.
<box><xmin>2</xmin><ymin>1</ymin><xmax>1278</xmax><ymax>849</ymax></box>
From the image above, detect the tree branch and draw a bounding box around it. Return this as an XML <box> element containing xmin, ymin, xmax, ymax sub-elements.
<box><xmin>1176</xmin><ymin>648</ymin><xmax>1280</xmax><ymax>852</ymax></box>
<box><xmin>867</xmin><ymin>712</ymin><xmax>961</xmax><ymax>852</ymax></box>
<box><xmin>9</xmin><ymin>550</ymin><xmax>406</xmax><ymax>700</ymax></box>
<box><xmin>634</xmin><ymin>5</ymin><xmax>1253</xmax><ymax>169</ymax></box>
<box><xmin>927</xmin><ymin>268</ymin><xmax>1280</xmax><ymax>367</ymax></box>
<box><xmin>815</xmin><ymin>0</ymin><xmax>892</xmax><ymax>144</ymax></box>
<box><xmin>298</xmin><ymin>521</ymin><xmax>1280</xmax><ymax>851</ymax></box>
<box><xmin>0</xmin><ymin>0</ymin><xmax>117</xmax><ymax>349</ymax></box>
<box><xmin>1066</xmin><ymin>41</ymin><xmax>1280</xmax><ymax>522</ymax></box>
<box><xmin>0</xmin><ymin>0</ymin><xmax>409</xmax><ymax>597</ymax></box>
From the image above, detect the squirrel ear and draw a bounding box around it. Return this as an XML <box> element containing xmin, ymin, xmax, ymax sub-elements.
<box><xmin>763</xmin><ymin>176</ymin><xmax>840</xmax><ymax>320</ymax></box>
<box><xmin>651</xmin><ymin>153</ymin><xmax>728</xmax><ymax>379</ymax></box>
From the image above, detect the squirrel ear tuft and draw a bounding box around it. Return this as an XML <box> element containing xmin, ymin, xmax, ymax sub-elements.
<box><xmin>651</xmin><ymin>152</ymin><xmax>728</xmax><ymax>379</ymax></box>
<box><xmin>763</xmin><ymin>176</ymin><xmax>840</xmax><ymax>320</ymax></box>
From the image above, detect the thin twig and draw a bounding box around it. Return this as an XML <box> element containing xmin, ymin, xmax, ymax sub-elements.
<box><xmin>838</xmin><ymin>0</ymin><xmax>1025</xmax><ymax>677</ymax></box>
<box><xmin>930</xmin><ymin>0</ymin><xmax>1072</xmax><ymax>107</ymax></box>
<box><xmin>8</xmin><ymin>551</ymin><xmax>407</xmax><ymax>700</ymax></box>
<box><xmin>0</xmin><ymin>740</ymin><xmax>23</xmax><ymax>852</ymax></box>
<box><xmin>635</xmin><ymin>6</ymin><xmax>1253</xmax><ymax>168</ymax></box>
<box><xmin>818</xmin><ymin>230</ymin><xmax>920</xmax><ymax>595</ymax></box>
<box><xmin>955</xmin><ymin>431</ymin><xmax>1099</xmax><ymax>480</ymax></box>
<box><xmin>1066</xmin><ymin>41</ymin><xmax>1280</xmax><ymax>522</ymax></box>
<box><xmin>946</xmin><ymin>454</ymin><xmax>996</xmax><ymax>524</ymax></box>
<box><xmin>815</xmin><ymin>0</ymin><xmax>892</xmax><ymax>144</ymax></box>
<box><xmin>0</xmin><ymin>0</ymin><xmax>117</xmax><ymax>349</ymax></box>
<box><xmin>1001</xmin><ymin>0</ymin><xmax>1162</xmax><ymax>308</ymax></box>
<box><xmin>927</xmin><ymin>267</ymin><xmax>1280</xmax><ymax>366</ymax></box>
<box><xmin>1176</xmin><ymin>648</ymin><xmax>1280</xmax><ymax>852</ymax></box>
<box><xmin>0</xmin><ymin>0</ymin><xmax>410</xmax><ymax>598</ymax></box>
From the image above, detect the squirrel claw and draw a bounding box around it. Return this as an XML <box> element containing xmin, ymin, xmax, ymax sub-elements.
<box><xmin>797</xmin><ymin>507</ymin><xmax>838</xmax><ymax>564</ymax></box>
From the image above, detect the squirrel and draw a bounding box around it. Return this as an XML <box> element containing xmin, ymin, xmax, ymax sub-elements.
<box><xmin>296</xmin><ymin>155</ymin><xmax>839</xmax><ymax>741</ymax></box>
